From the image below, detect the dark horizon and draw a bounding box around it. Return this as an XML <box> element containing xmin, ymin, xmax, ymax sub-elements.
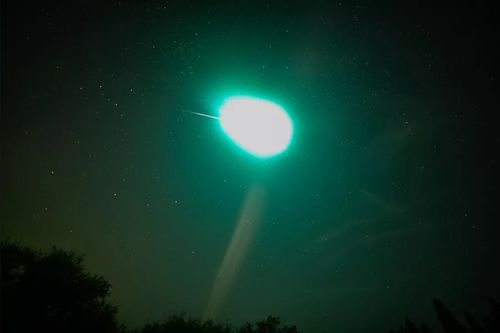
<box><xmin>2</xmin><ymin>1</ymin><xmax>499</xmax><ymax>332</ymax></box>
<box><xmin>2</xmin><ymin>240</ymin><xmax>500</xmax><ymax>333</ymax></box>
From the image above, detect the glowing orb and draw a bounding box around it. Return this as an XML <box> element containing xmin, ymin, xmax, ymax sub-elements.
<box><xmin>218</xmin><ymin>96</ymin><xmax>293</xmax><ymax>158</ymax></box>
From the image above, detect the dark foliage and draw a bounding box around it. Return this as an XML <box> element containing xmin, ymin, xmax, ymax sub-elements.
<box><xmin>390</xmin><ymin>318</ymin><xmax>421</xmax><ymax>333</ymax></box>
<box><xmin>0</xmin><ymin>241</ymin><xmax>121</xmax><ymax>333</ymax></box>
<box><xmin>484</xmin><ymin>298</ymin><xmax>500</xmax><ymax>333</ymax></box>
<box><xmin>137</xmin><ymin>314</ymin><xmax>299</xmax><ymax>333</ymax></box>
<box><xmin>1</xmin><ymin>242</ymin><xmax>300</xmax><ymax>333</ymax></box>
<box><xmin>420</xmin><ymin>323</ymin><xmax>432</xmax><ymax>333</ymax></box>
<box><xmin>236</xmin><ymin>315</ymin><xmax>299</xmax><ymax>333</ymax></box>
<box><xmin>464</xmin><ymin>312</ymin><xmax>486</xmax><ymax>333</ymax></box>
<box><xmin>140</xmin><ymin>313</ymin><xmax>233</xmax><ymax>333</ymax></box>
<box><xmin>433</xmin><ymin>299</ymin><xmax>467</xmax><ymax>333</ymax></box>
<box><xmin>390</xmin><ymin>298</ymin><xmax>500</xmax><ymax>333</ymax></box>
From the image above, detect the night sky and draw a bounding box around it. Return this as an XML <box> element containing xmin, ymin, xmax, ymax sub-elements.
<box><xmin>2</xmin><ymin>1</ymin><xmax>499</xmax><ymax>332</ymax></box>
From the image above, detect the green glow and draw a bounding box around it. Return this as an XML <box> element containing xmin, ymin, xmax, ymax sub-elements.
<box><xmin>218</xmin><ymin>96</ymin><xmax>293</xmax><ymax>158</ymax></box>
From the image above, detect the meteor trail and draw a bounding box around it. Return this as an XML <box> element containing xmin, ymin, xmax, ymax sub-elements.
<box><xmin>183</xmin><ymin>111</ymin><xmax>220</xmax><ymax>120</ymax></box>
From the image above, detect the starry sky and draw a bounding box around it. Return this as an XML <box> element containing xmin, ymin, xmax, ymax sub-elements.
<box><xmin>1</xmin><ymin>1</ymin><xmax>499</xmax><ymax>332</ymax></box>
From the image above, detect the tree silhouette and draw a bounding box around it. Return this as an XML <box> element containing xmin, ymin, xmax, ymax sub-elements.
<box><xmin>139</xmin><ymin>315</ymin><xmax>299</xmax><ymax>333</ymax></box>
<box><xmin>390</xmin><ymin>298</ymin><xmax>500</xmax><ymax>333</ymax></box>
<box><xmin>140</xmin><ymin>313</ymin><xmax>232</xmax><ymax>333</ymax></box>
<box><xmin>464</xmin><ymin>312</ymin><xmax>486</xmax><ymax>333</ymax></box>
<box><xmin>419</xmin><ymin>323</ymin><xmax>432</xmax><ymax>333</ymax></box>
<box><xmin>236</xmin><ymin>315</ymin><xmax>299</xmax><ymax>333</ymax></box>
<box><xmin>1</xmin><ymin>242</ymin><xmax>299</xmax><ymax>333</ymax></box>
<box><xmin>484</xmin><ymin>298</ymin><xmax>500</xmax><ymax>333</ymax></box>
<box><xmin>433</xmin><ymin>299</ymin><xmax>467</xmax><ymax>333</ymax></box>
<box><xmin>0</xmin><ymin>241</ymin><xmax>121</xmax><ymax>333</ymax></box>
<box><xmin>389</xmin><ymin>318</ymin><xmax>421</xmax><ymax>333</ymax></box>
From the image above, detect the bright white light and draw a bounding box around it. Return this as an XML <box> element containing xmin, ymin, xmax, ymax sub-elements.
<box><xmin>219</xmin><ymin>96</ymin><xmax>293</xmax><ymax>158</ymax></box>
